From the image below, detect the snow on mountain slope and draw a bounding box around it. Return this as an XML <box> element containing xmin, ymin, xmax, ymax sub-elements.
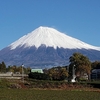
<box><xmin>9</xmin><ymin>26</ymin><xmax>100</xmax><ymax>51</ymax></box>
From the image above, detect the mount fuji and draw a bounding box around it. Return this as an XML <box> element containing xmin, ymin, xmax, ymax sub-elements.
<box><xmin>0</xmin><ymin>26</ymin><xmax>100</xmax><ymax>68</ymax></box>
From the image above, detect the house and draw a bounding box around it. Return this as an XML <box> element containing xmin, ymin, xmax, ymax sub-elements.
<box><xmin>31</xmin><ymin>69</ymin><xmax>43</xmax><ymax>73</ymax></box>
<box><xmin>91</xmin><ymin>69</ymin><xmax>100</xmax><ymax>80</ymax></box>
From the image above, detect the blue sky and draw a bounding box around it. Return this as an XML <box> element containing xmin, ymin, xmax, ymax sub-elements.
<box><xmin>0</xmin><ymin>0</ymin><xmax>100</xmax><ymax>50</ymax></box>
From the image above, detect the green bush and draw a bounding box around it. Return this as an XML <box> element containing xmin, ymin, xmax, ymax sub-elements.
<box><xmin>28</xmin><ymin>72</ymin><xmax>49</xmax><ymax>80</ymax></box>
<box><xmin>0</xmin><ymin>79</ymin><xmax>10</xmax><ymax>88</ymax></box>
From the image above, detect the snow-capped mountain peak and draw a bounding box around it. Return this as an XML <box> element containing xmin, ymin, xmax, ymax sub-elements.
<box><xmin>9</xmin><ymin>26</ymin><xmax>100</xmax><ymax>51</ymax></box>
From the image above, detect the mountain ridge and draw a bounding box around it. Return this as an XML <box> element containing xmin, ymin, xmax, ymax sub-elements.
<box><xmin>0</xmin><ymin>26</ymin><xmax>100</xmax><ymax>68</ymax></box>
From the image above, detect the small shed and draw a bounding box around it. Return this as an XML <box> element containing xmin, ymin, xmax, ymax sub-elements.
<box><xmin>31</xmin><ymin>69</ymin><xmax>43</xmax><ymax>73</ymax></box>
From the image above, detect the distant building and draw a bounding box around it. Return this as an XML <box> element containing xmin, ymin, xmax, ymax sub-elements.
<box><xmin>91</xmin><ymin>69</ymin><xmax>100</xmax><ymax>80</ymax></box>
<box><xmin>31</xmin><ymin>69</ymin><xmax>43</xmax><ymax>73</ymax></box>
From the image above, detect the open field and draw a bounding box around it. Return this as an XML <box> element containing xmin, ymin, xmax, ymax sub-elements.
<box><xmin>0</xmin><ymin>89</ymin><xmax>100</xmax><ymax>100</ymax></box>
<box><xmin>0</xmin><ymin>79</ymin><xmax>100</xmax><ymax>100</ymax></box>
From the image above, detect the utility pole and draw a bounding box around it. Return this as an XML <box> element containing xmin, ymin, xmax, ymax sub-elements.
<box><xmin>22</xmin><ymin>64</ymin><xmax>24</xmax><ymax>83</ymax></box>
<box><xmin>71</xmin><ymin>65</ymin><xmax>76</xmax><ymax>82</ymax></box>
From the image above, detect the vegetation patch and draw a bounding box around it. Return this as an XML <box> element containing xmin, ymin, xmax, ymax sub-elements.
<box><xmin>0</xmin><ymin>89</ymin><xmax>100</xmax><ymax>100</ymax></box>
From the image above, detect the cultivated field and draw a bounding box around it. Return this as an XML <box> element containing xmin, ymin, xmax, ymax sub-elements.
<box><xmin>0</xmin><ymin>79</ymin><xmax>100</xmax><ymax>100</ymax></box>
<box><xmin>0</xmin><ymin>89</ymin><xmax>100</xmax><ymax>100</ymax></box>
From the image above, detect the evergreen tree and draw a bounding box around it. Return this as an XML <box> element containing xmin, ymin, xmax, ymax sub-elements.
<box><xmin>0</xmin><ymin>62</ymin><xmax>6</xmax><ymax>73</ymax></box>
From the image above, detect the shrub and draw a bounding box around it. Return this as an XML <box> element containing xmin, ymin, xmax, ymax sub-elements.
<box><xmin>28</xmin><ymin>72</ymin><xmax>49</xmax><ymax>80</ymax></box>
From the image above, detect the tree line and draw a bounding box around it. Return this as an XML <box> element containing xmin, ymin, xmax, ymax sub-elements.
<box><xmin>29</xmin><ymin>66</ymin><xmax>68</xmax><ymax>81</ymax></box>
<box><xmin>0</xmin><ymin>62</ymin><xmax>31</xmax><ymax>74</ymax></box>
<box><xmin>0</xmin><ymin>52</ymin><xmax>100</xmax><ymax>81</ymax></box>
<box><xmin>29</xmin><ymin>52</ymin><xmax>100</xmax><ymax>81</ymax></box>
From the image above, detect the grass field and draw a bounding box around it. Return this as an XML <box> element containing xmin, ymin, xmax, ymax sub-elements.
<box><xmin>0</xmin><ymin>89</ymin><xmax>100</xmax><ymax>100</ymax></box>
<box><xmin>0</xmin><ymin>79</ymin><xmax>100</xmax><ymax>100</ymax></box>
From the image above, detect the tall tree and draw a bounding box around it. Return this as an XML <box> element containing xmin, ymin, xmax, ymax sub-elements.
<box><xmin>0</xmin><ymin>62</ymin><xmax>6</xmax><ymax>73</ymax></box>
<box><xmin>69</xmin><ymin>53</ymin><xmax>91</xmax><ymax>79</ymax></box>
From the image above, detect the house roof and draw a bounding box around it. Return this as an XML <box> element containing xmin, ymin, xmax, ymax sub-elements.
<box><xmin>31</xmin><ymin>69</ymin><xmax>43</xmax><ymax>73</ymax></box>
<box><xmin>92</xmin><ymin>69</ymin><xmax>100</xmax><ymax>73</ymax></box>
